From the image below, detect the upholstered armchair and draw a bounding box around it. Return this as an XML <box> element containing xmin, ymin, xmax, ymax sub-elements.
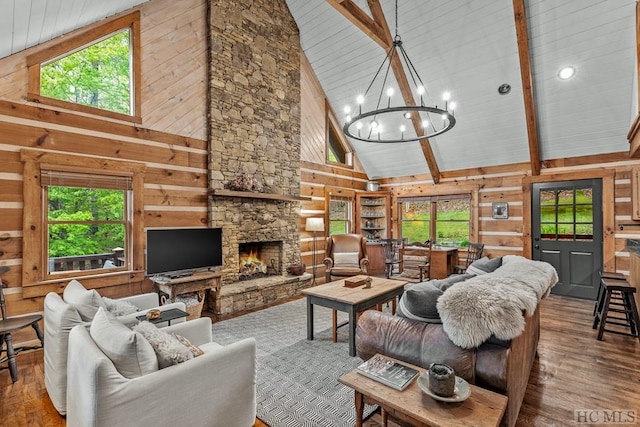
<box><xmin>323</xmin><ymin>233</ymin><xmax>369</xmax><ymax>282</ymax></box>
<box><xmin>66</xmin><ymin>316</ymin><xmax>256</xmax><ymax>427</ymax></box>
<box><xmin>44</xmin><ymin>279</ymin><xmax>186</xmax><ymax>415</ymax></box>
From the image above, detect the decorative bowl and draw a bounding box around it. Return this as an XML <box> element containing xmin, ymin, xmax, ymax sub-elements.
<box><xmin>287</xmin><ymin>263</ymin><xmax>306</xmax><ymax>276</ymax></box>
<box><xmin>145</xmin><ymin>309</ymin><xmax>161</xmax><ymax>320</ymax></box>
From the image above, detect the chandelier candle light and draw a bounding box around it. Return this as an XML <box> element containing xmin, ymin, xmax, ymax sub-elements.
<box><xmin>343</xmin><ymin>0</ymin><xmax>456</xmax><ymax>143</ymax></box>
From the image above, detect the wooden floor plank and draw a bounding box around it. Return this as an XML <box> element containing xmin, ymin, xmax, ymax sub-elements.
<box><xmin>0</xmin><ymin>295</ymin><xmax>638</xmax><ymax>426</ymax></box>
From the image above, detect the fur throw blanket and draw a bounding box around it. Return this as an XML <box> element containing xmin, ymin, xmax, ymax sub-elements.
<box><xmin>436</xmin><ymin>256</ymin><xmax>558</xmax><ymax>348</ymax></box>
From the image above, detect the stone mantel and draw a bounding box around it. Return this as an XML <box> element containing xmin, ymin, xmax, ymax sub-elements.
<box><xmin>209</xmin><ymin>189</ymin><xmax>310</xmax><ymax>202</ymax></box>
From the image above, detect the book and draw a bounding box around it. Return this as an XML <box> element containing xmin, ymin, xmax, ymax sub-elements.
<box><xmin>356</xmin><ymin>354</ymin><xmax>420</xmax><ymax>391</ymax></box>
<box><xmin>344</xmin><ymin>275</ymin><xmax>370</xmax><ymax>288</ymax></box>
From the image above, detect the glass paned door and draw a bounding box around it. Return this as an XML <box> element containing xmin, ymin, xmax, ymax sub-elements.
<box><xmin>532</xmin><ymin>179</ymin><xmax>602</xmax><ymax>300</ymax></box>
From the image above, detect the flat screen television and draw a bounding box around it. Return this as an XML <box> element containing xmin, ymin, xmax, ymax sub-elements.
<box><xmin>146</xmin><ymin>228</ymin><xmax>223</xmax><ymax>277</ymax></box>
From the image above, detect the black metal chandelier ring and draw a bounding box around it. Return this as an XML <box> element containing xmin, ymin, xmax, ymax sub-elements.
<box><xmin>343</xmin><ymin>106</ymin><xmax>456</xmax><ymax>144</ymax></box>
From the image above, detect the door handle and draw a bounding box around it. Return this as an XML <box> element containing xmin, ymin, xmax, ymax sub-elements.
<box><xmin>534</xmin><ymin>245</ymin><xmax>540</xmax><ymax>249</ymax></box>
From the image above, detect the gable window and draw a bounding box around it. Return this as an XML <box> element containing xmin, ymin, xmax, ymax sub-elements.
<box><xmin>41</xmin><ymin>30</ymin><xmax>132</xmax><ymax>115</ymax></box>
<box><xmin>27</xmin><ymin>12</ymin><xmax>141</xmax><ymax>123</ymax></box>
<box><xmin>21</xmin><ymin>149</ymin><xmax>145</xmax><ymax>293</ymax></box>
<box><xmin>326</xmin><ymin>101</ymin><xmax>353</xmax><ymax>167</ymax></box>
<box><xmin>399</xmin><ymin>195</ymin><xmax>471</xmax><ymax>247</ymax></box>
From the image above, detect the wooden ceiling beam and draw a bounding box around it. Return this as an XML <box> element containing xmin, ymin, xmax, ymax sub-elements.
<box><xmin>325</xmin><ymin>0</ymin><xmax>388</xmax><ymax>49</ymax></box>
<box><xmin>513</xmin><ymin>0</ymin><xmax>541</xmax><ymax>176</ymax></box>
<box><xmin>367</xmin><ymin>0</ymin><xmax>441</xmax><ymax>183</ymax></box>
<box><xmin>326</xmin><ymin>0</ymin><xmax>442</xmax><ymax>183</ymax></box>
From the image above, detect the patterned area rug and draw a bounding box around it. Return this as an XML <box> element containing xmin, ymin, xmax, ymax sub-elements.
<box><xmin>210</xmin><ymin>297</ymin><xmax>378</xmax><ymax>427</ymax></box>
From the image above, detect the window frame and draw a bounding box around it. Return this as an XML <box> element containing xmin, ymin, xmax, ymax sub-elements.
<box><xmin>325</xmin><ymin>187</ymin><xmax>356</xmax><ymax>236</ymax></box>
<box><xmin>43</xmin><ymin>171</ymin><xmax>132</xmax><ymax>277</ymax></box>
<box><xmin>325</xmin><ymin>100</ymin><xmax>354</xmax><ymax>168</ymax></box>
<box><xmin>398</xmin><ymin>191</ymin><xmax>478</xmax><ymax>247</ymax></box>
<box><xmin>21</xmin><ymin>149</ymin><xmax>145</xmax><ymax>295</ymax></box>
<box><xmin>26</xmin><ymin>11</ymin><xmax>142</xmax><ymax>123</ymax></box>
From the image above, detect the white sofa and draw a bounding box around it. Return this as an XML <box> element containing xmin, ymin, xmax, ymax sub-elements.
<box><xmin>66</xmin><ymin>316</ymin><xmax>257</xmax><ymax>427</ymax></box>
<box><xmin>44</xmin><ymin>280</ymin><xmax>186</xmax><ymax>415</ymax></box>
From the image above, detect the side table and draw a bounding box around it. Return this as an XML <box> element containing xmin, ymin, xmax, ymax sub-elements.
<box><xmin>339</xmin><ymin>355</ymin><xmax>507</xmax><ymax>427</ymax></box>
<box><xmin>151</xmin><ymin>271</ymin><xmax>222</xmax><ymax>314</ymax></box>
<box><xmin>135</xmin><ymin>308</ymin><xmax>189</xmax><ymax>326</ymax></box>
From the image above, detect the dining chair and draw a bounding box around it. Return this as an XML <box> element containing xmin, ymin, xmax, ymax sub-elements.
<box><xmin>453</xmin><ymin>243</ymin><xmax>484</xmax><ymax>274</ymax></box>
<box><xmin>0</xmin><ymin>266</ymin><xmax>44</xmax><ymax>382</ymax></box>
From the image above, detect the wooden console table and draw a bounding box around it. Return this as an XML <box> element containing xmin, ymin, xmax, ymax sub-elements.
<box><xmin>151</xmin><ymin>271</ymin><xmax>222</xmax><ymax>314</ymax></box>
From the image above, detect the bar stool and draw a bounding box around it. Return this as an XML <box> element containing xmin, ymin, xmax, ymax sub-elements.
<box><xmin>593</xmin><ymin>271</ymin><xmax>627</xmax><ymax>316</ymax></box>
<box><xmin>592</xmin><ymin>276</ymin><xmax>640</xmax><ymax>341</ymax></box>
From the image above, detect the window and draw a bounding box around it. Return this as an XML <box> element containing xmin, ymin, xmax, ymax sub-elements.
<box><xmin>43</xmin><ymin>171</ymin><xmax>131</xmax><ymax>274</ymax></box>
<box><xmin>329</xmin><ymin>196</ymin><xmax>353</xmax><ymax>234</ymax></box>
<box><xmin>41</xmin><ymin>30</ymin><xmax>133</xmax><ymax>115</ymax></box>
<box><xmin>27</xmin><ymin>12</ymin><xmax>141</xmax><ymax>123</ymax></box>
<box><xmin>539</xmin><ymin>187</ymin><xmax>594</xmax><ymax>241</ymax></box>
<box><xmin>399</xmin><ymin>195</ymin><xmax>471</xmax><ymax>247</ymax></box>
<box><xmin>326</xmin><ymin>101</ymin><xmax>353</xmax><ymax>167</ymax></box>
<box><xmin>21</xmin><ymin>149</ymin><xmax>145</xmax><ymax>292</ymax></box>
<box><xmin>326</xmin><ymin>188</ymin><xmax>355</xmax><ymax>235</ymax></box>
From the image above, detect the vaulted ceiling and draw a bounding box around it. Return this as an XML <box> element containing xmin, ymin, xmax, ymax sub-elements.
<box><xmin>286</xmin><ymin>0</ymin><xmax>637</xmax><ymax>181</ymax></box>
<box><xmin>1</xmin><ymin>0</ymin><xmax>637</xmax><ymax>182</ymax></box>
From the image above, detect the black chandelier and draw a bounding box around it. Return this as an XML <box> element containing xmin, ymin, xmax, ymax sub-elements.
<box><xmin>342</xmin><ymin>1</ymin><xmax>456</xmax><ymax>144</ymax></box>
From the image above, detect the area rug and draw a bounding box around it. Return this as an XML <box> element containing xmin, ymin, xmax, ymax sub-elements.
<box><xmin>210</xmin><ymin>298</ymin><xmax>378</xmax><ymax>427</ymax></box>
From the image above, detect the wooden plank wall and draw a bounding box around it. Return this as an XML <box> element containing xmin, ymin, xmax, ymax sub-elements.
<box><xmin>0</xmin><ymin>0</ymin><xmax>208</xmax><ymax>321</ymax></box>
<box><xmin>379</xmin><ymin>159</ymin><xmax>640</xmax><ymax>276</ymax></box>
<box><xmin>299</xmin><ymin>53</ymin><xmax>368</xmax><ymax>281</ymax></box>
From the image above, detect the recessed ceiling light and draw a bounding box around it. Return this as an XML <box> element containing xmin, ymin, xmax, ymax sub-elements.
<box><xmin>558</xmin><ymin>66</ymin><xmax>576</xmax><ymax>80</ymax></box>
<box><xmin>498</xmin><ymin>84</ymin><xmax>511</xmax><ymax>95</ymax></box>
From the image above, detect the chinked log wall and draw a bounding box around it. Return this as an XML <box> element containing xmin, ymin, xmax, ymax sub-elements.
<box><xmin>0</xmin><ymin>0</ymin><xmax>210</xmax><ymax>322</ymax></box>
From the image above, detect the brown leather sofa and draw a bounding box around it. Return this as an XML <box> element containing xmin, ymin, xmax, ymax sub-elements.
<box><xmin>356</xmin><ymin>306</ymin><xmax>540</xmax><ymax>427</ymax></box>
<box><xmin>323</xmin><ymin>233</ymin><xmax>369</xmax><ymax>282</ymax></box>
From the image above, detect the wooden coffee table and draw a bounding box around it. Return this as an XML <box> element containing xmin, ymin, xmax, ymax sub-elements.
<box><xmin>302</xmin><ymin>277</ymin><xmax>406</xmax><ymax>356</ymax></box>
<box><xmin>339</xmin><ymin>355</ymin><xmax>508</xmax><ymax>427</ymax></box>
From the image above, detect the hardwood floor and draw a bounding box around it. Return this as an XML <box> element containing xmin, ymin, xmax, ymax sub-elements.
<box><xmin>1</xmin><ymin>295</ymin><xmax>638</xmax><ymax>426</ymax></box>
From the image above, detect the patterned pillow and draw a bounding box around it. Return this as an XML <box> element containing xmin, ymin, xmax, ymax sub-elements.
<box><xmin>333</xmin><ymin>252</ymin><xmax>360</xmax><ymax>267</ymax></box>
<box><xmin>132</xmin><ymin>321</ymin><xmax>194</xmax><ymax>369</ymax></box>
<box><xmin>174</xmin><ymin>334</ymin><xmax>205</xmax><ymax>357</ymax></box>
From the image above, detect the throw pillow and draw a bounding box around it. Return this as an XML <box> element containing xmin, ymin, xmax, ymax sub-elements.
<box><xmin>430</xmin><ymin>274</ymin><xmax>475</xmax><ymax>292</ymax></box>
<box><xmin>396</xmin><ymin>281</ymin><xmax>443</xmax><ymax>323</ymax></box>
<box><xmin>466</xmin><ymin>256</ymin><xmax>503</xmax><ymax>276</ymax></box>
<box><xmin>103</xmin><ymin>297</ymin><xmax>140</xmax><ymax>316</ymax></box>
<box><xmin>63</xmin><ymin>279</ymin><xmax>107</xmax><ymax>321</ymax></box>
<box><xmin>333</xmin><ymin>252</ymin><xmax>360</xmax><ymax>267</ymax></box>
<box><xmin>132</xmin><ymin>321</ymin><xmax>194</xmax><ymax>369</ymax></box>
<box><xmin>90</xmin><ymin>307</ymin><xmax>158</xmax><ymax>378</ymax></box>
<box><xmin>174</xmin><ymin>334</ymin><xmax>205</xmax><ymax>357</ymax></box>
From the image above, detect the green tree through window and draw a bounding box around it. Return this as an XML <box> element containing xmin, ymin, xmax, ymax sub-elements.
<box><xmin>40</xmin><ymin>30</ymin><xmax>132</xmax><ymax>115</ymax></box>
<box><xmin>400</xmin><ymin>196</ymin><xmax>471</xmax><ymax>247</ymax></box>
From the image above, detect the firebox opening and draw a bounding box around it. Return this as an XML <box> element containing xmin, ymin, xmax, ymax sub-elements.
<box><xmin>238</xmin><ymin>241</ymin><xmax>282</xmax><ymax>280</ymax></box>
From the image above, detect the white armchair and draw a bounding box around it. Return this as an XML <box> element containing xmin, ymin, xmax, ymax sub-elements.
<box><xmin>44</xmin><ymin>280</ymin><xmax>186</xmax><ymax>415</ymax></box>
<box><xmin>66</xmin><ymin>317</ymin><xmax>257</xmax><ymax>427</ymax></box>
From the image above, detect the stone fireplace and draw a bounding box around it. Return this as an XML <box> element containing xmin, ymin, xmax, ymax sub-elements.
<box><xmin>206</xmin><ymin>0</ymin><xmax>311</xmax><ymax>314</ymax></box>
